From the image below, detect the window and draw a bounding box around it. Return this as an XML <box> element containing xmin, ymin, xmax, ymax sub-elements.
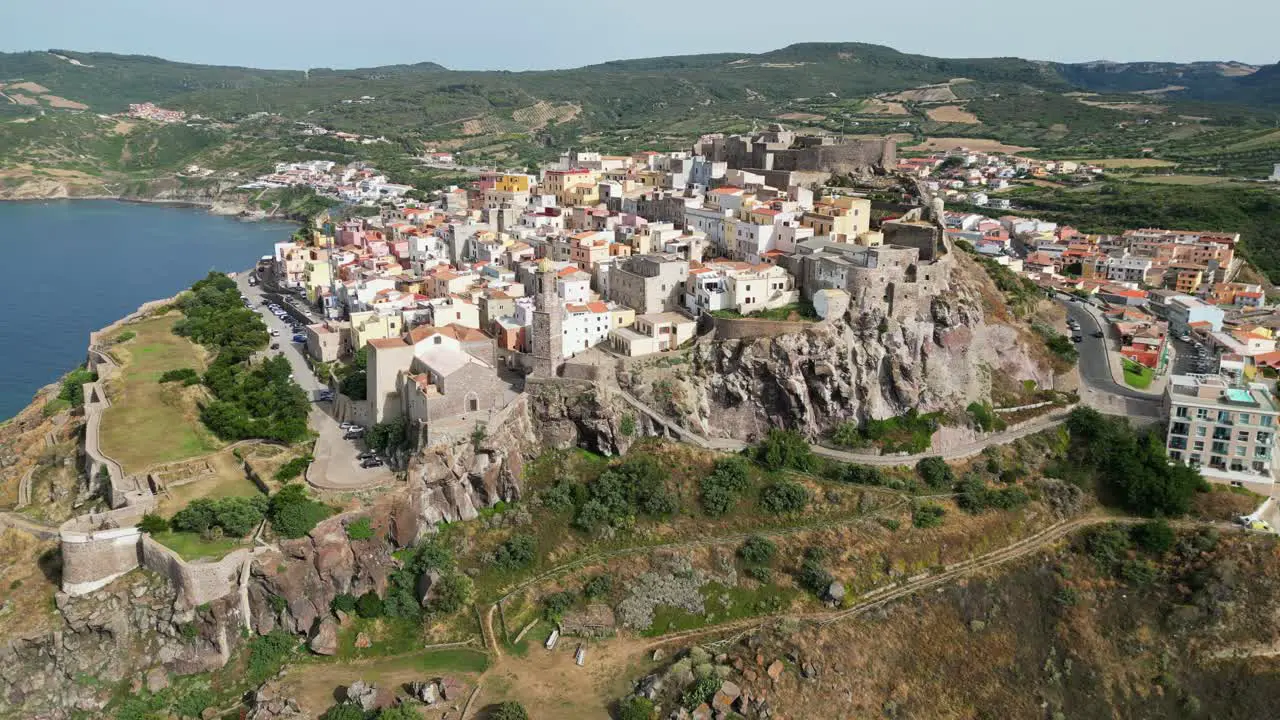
<box><xmin>1238</xmin><ymin>431</ymin><xmax>1251</xmax><ymax>442</ymax></box>
<box><xmin>433</xmin><ymin>336</ymin><xmax>442</xmax><ymax>345</ymax></box>
<box><xmin>1189</xmin><ymin>453</ymin><xmax>1202</xmax><ymax>465</ymax></box>
<box><xmin>1237</xmin><ymin>446</ymin><xmax>1248</xmax><ymax>457</ymax></box>
<box><xmin>1197</xmin><ymin>408</ymin><xmax>1209</xmax><ymax>420</ymax></box>
<box><xmin>1239</xmin><ymin>413</ymin><xmax>1252</xmax><ymax>425</ymax></box>
<box><xmin>1193</xmin><ymin>441</ymin><xmax>1205</xmax><ymax>451</ymax></box>
<box><xmin>1174</xmin><ymin>405</ymin><xmax>1189</xmax><ymax>418</ymax></box>
<box><xmin>1171</xmin><ymin>422</ymin><xmax>1190</xmax><ymax>436</ymax></box>
<box><xmin>1196</xmin><ymin>426</ymin><xmax>1207</xmax><ymax>438</ymax></box>
<box><xmin>1264</xmin><ymin>416</ymin><xmax>1275</xmax><ymax>427</ymax></box>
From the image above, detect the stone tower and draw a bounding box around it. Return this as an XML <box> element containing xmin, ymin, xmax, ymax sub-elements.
<box><xmin>529</xmin><ymin>257</ymin><xmax>563</xmax><ymax>376</ymax></box>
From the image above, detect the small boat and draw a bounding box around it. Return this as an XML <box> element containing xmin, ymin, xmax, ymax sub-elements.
<box><xmin>545</xmin><ymin>629</ymin><xmax>559</xmax><ymax>650</ymax></box>
<box><xmin>574</xmin><ymin>645</ymin><xmax>585</xmax><ymax>666</ymax></box>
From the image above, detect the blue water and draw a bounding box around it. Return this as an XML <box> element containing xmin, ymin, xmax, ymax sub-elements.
<box><xmin>0</xmin><ymin>200</ymin><xmax>290</xmax><ymax>420</ymax></box>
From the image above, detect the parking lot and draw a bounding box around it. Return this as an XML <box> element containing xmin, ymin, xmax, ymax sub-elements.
<box><xmin>235</xmin><ymin>270</ymin><xmax>395</xmax><ymax>490</ymax></box>
<box><xmin>1171</xmin><ymin>335</ymin><xmax>1217</xmax><ymax>376</ymax></box>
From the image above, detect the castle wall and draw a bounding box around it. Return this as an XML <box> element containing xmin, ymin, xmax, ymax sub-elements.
<box><xmin>60</xmin><ymin>526</ymin><xmax>142</xmax><ymax>596</ymax></box>
<box><xmin>139</xmin><ymin>536</ymin><xmax>248</xmax><ymax>608</ymax></box>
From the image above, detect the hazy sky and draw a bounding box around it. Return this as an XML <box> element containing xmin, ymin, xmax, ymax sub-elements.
<box><xmin>2</xmin><ymin>0</ymin><xmax>1277</xmax><ymax>70</ymax></box>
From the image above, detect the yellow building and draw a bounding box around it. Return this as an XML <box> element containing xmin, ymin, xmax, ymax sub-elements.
<box><xmin>610</xmin><ymin>305</ymin><xmax>636</xmax><ymax>329</ymax></box>
<box><xmin>303</xmin><ymin>256</ymin><xmax>333</xmax><ymax>305</ymax></box>
<box><xmin>494</xmin><ymin>174</ymin><xmax>531</xmax><ymax>193</ymax></box>
<box><xmin>349</xmin><ymin>311</ymin><xmax>405</xmax><ymax>352</ymax></box>
<box><xmin>802</xmin><ymin>196</ymin><xmax>871</xmax><ymax>240</ymax></box>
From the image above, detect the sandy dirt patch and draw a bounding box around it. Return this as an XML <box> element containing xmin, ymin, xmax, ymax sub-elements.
<box><xmin>926</xmin><ymin>105</ymin><xmax>980</xmax><ymax>124</ymax></box>
<box><xmin>1132</xmin><ymin>174</ymin><xmax>1238</xmax><ymax>186</ymax></box>
<box><xmin>858</xmin><ymin>99</ymin><xmax>909</xmax><ymax>115</ymax></box>
<box><xmin>473</xmin><ymin>635</ymin><xmax>652</xmax><ymax>718</ymax></box>
<box><xmin>905</xmin><ymin>137</ymin><xmax>1035</xmax><ymax>154</ymax></box>
<box><xmin>1130</xmin><ymin>85</ymin><xmax>1186</xmax><ymax>95</ymax></box>
<box><xmin>887</xmin><ymin>84</ymin><xmax>958</xmax><ymax>103</ymax></box>
<box><xmin>1077</xmin><ymin>99</ymin><xmax>1166</xmax><ymax>113</ymax></box>
<box><xmin>776</xmin><ymin>112</ymin><xmax>827</xmax><ymax>121</ymax></box>
<box><xmin>1075</xmin><ymin>158</ymin><xmax>1175</xmax><ymax>168</ymax></box>
<box><xmin>9</xmin><ymin>94</ymin><xmax>38</xmax><ymax>106</ymax></box>
<box><xmin>43</xmin><ymin>95</ymin><xmax>88</xmax><ymax>110</ymax></box>
<box><xmin>7</xmin><ymin>82</ymin><xmax>50</xmax><ymax>94</ymax></box>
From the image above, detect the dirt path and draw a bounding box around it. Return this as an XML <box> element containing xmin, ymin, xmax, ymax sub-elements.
<box><xmin>483</xmin><ymin>605</ymin><xmax>502</xmax><ymax>658</ymax></box>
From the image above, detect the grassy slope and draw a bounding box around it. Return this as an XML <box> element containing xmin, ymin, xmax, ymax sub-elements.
<box><xmin>98</xmin><ymin>314</ymin><xmax>221</xmax><ymax>472</ymax></box>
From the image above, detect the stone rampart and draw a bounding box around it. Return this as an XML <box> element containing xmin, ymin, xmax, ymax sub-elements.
<box><xmin>59</xmin><ymin>524</ymin><xmax>142</xmax><ymax>596</ymax></box>
<box><xmin>139</xmin><ymin>535</ymin><xmax>250</xmax><ymax>608</ymax></box>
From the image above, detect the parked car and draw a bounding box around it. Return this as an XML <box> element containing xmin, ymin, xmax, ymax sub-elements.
<box><xmin>1092</xmin><ymin>331</ymin><xmax>1104</xmax><ymax>338</ymax></box>
<box><xmin>270</xmin><ymin>329</ymin><xmax>279</xmax><ymax>337</ymax></box>
<box><xmin>344</xmin><ymin>432</ymin><xmax>365</xmax><ymax>441</ymax></box>
<box><xmin>270</xmin><ymin>343</ymin><xmax>279</xmax><ymax>350</ymax></box>
<box><xmin>361</xmin><ymin>458</ymin><xmax>385</xmax><ymax>469</ymax></box>
<box><xmin>358</xmin><ymin>451</ymin><xmax>377</xmax><ymax>461</ymax></box>
<box><xmin>1072</xmin><ymin>335</ymin><xmax>1082</xmax><ymax>343</ymax></box>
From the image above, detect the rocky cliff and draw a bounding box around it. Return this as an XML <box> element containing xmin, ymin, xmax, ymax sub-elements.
<box><xmin>625</xmin><ymin>252</ymin><xmax>1055</xmax><ymax>441</ymax></box>
<box><xmin>0</xmin><ymin>571</ymin><xmax>244</xmax><ymax>718</ymax></box>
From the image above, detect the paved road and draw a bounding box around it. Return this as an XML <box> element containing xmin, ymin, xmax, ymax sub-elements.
<box><xmin>234</xmin><ymin>272</ymin><xmax>394</xmax><ymax>490</ymax></box>
<box><xmin>1057</xmin><ymin>297</ymin><xmax>1164</xmax><ymax>418</ymax></box>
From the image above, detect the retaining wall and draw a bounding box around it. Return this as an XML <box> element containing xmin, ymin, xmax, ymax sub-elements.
<box><xmin>713</xmin><ymin>317</ymin><xmax>817</xmax><ymax>341</ymax></box>
<box><xmin>59</xmin><ymin>525</ymin><xmax>143</xmax><ymax>596</ymax></box>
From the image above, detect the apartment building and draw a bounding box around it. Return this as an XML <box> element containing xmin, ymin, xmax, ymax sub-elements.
<box><xmin>1165</xmin><ymin>374</ymin><xmax>1279</xmax><ymax>493</ymax></box>
<box><xmin>609</xmin><ymin>254</ymin><xmax>690</xmax><ymax>315</ymax></box>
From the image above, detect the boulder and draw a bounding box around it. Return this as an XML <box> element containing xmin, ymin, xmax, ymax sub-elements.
<box><xmin>417</xmin><ymin>570</ymin><xmax>442</xmax><ymax>607</ymax></box>
<box><xmin>354</xmin><ymin>632</ymin><xmax>372</xmax><ymax>649</ymax></box>
<box><xmin>411</xmin><ymin>680</ymin><xmax>439</xmax><ymax>705</ymax></box>
<box><xmin>440</xmin><ymin>676</ymin><xmax>464</xmax><ymax>701</ymax></box>
<box><xmin>766</xmin><ymin>660</ymin><xmax>784</xmax><ymax>682</ymax></box>
<box><xmin>345</xmin><ymin>680</ymin><xmax>379</xmax><ymax>712</ymax></box>
<box><xmin>309</xmin><ymin>619</ymin><xmax>339</xmax><ymax>656</ymax></box>
<box><xmin>711</xmin><ymin>681</ymin><xmax>741</xmax><ymax>713</ymax></box>
<box><xmin>144</xmin><ymin>667</ymin><xmax>169</xmax><ymax>693</ymax></box>
<box><xmin>826</xmin><ymin>581</ymin><xmax>845</xmax><ymax>603</ymax></box>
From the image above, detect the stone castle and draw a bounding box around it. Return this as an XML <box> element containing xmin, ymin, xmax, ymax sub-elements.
<box><xmin>697</xmin><ymin>125</ymin><xmax>897</xmax><ymax>187</ymax></box>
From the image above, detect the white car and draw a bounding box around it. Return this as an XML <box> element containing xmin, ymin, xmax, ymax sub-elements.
<box><xmin>270</xmin><ymin>329</ymin><xmax>279</xmax><ymax>337</ymax></box>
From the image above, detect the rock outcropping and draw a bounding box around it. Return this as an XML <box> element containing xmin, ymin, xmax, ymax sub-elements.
<box><xmin>629</xmin><ymin>252</ymin><xmax>1054</xmax><ymax>440</ymax></box>
<box><xmin>0</xmin><ymin>572</ymin><xmax>243</xmax><ymax>718</ymax></box>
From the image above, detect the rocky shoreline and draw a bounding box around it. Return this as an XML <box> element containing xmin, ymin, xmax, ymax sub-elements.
<box><xmin>0</xmin><ymin>176</ymin><xmax>299</xmax><ymax>222</ymax></box>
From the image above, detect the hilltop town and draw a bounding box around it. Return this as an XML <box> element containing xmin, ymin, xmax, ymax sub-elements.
<box><xmin>3</xmin><ymin>122</ymin><xmax>1280</xmax><ymax>720</ymax></box>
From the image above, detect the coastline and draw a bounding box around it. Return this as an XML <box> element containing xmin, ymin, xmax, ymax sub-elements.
<box><xmin>0</xmin><ymin>194</ymin><xmax>290</xmax><ymax>221</ymax></box>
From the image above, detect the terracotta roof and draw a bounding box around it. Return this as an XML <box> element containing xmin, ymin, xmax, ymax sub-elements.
<box><xmin>368</xmin><ymin>338</ymin><xmax>408</xmax><ymax>350</ymax></box>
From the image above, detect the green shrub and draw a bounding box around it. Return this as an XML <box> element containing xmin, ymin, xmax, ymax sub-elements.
<box><xmin>274</xmin><ymin>455</ymin><xmax>314</xmax><ymax>482</ymax></box>
<box><xmin>572</xmin><ymin>455</ymin><xmax>675</xmax><ymax>532</ymax></box>
<box><xmin>797</xmin><ymin>547</ymin><xmax>833</xmax><ymax>595</ymax></box>
<box><xmin>138</xmin><ymin>513</ymin><xmax>170</xmax><ymax>534</ymax></box>
<box><xmin>320</xmin><ymin>703</ymin><xmax>367</xmax><ymax>720</ymax></box>
<box><xmin>759</xmin><ymin>481</ymin><xmax>809</xmax><ymax>514</ymax></box>
<box><xmin>617</xmin><ymin>695</ymin><xmax>656</xmax><ymax>720</ymax></box>
<box><xmin>1120</xmin><ymin>558</ymin><xmax>1159</xmax><ymax>586</ymax></box>
<box><xmin>699</xmin><ymin>456</ymin><xmax>752</xmax><ymax>516</ymax></box>
<box><xmin>1131</xmin><ymin>519</ymin><xmax>1175</xmax><ymax>554</ymax></box>
<box><xmin>912</xmin><ymin>502</ymin><xmax>946</xmax><ymax>529</ymax></box>
<box><xmin>114</xmin><ymin>330</ymin><xmax>136</xmax><ymax>343</ymax></box>
<box><xmin>492</xmin><ymin>534</ymin><xmax>537</xmax><ymax>571</ymax></box>
<box><xmin>1083</xmin><ymin>524</ymin><xmax>1132</xmax><ymax>570</ymax></box>
<box><xmin>916</xmin><ymin>457</ymin><xmax>954</xmax><ymax>489</ymax></box>
<box><xmin>542</xmin><ymin>590</ymin><xmax>575</xmax><ymax>620</ymax></box>
<box><xmin>746</xmin><ymin>565</ymin><xmax>772</xmax><ymax>582</ymax></box>
<box><xmin>355</xmin><ymin>591</ymin><xmax>384</xmax><ymax>618</ymax></box>
<box><xmin>754</xmin><ymin>429</ymin><xmax>816</xmax><ymax>472</ymax></box>
<box><xmin>619</xmin><ymin>414</ymin><xmax>636</xmax><ymax>437</ymax></box>
<box><xmin>159</xmin><ymin>367</ymin><xmax>201</xmax><ymax>385</ymax></box>
<box><xmin>582</xmin><ymin>574</ymin><xmax>613</xmax><ymax>600</ymax></box>
<box><xmin>346</xmin><ymin>516</ymin><xmax>375</xmax><ymax>541</ymax></box>
<box><xmin>491</xmin><ymin>702</ymin><xmax>530</xmax><ymax>720</ymax></box>
<box><xmin>331</xmin><ymin>593</ymin><xmax>357</xmax><ymax>614</ymax></box>
<box><xmin>246</xmin><ymin>630</ymin><xmax>297</xmax><ymax>685</ymax></box>
<box><xmin>738</xmin><ymin>535</ymin><xmax>777</xmax><ymax>565</ymax></box>
<box><xmin>966</xmin><ymin>402</ymin><xmax>1006</xmax><ymax>433</ymax></box>
<box><xmin>832</xmin><ymin>409</ymin><xmax>941</xmax><ymax>453</ymax></box>
<box><xmin>681</xmin><ymin>675</ymin><xmax>722</xmax><ymax>709</ymax></box>
<box><xmin>377</xmin><ymin>706</ymin><xmax>423</xmax><ymax>720</ymax></box>
<box><xmin>268</xmin><ymin>484</ymin><xmax>332</xmax><ymax>539</ymax></box>
<box><xmin>839</xmin><ymin>464</ymin><xmax>885</xmax><ymax>486</ymax></box>
<box><xmin>171</xmin><ymin>496</ymin><xmax>268</xmax><ymax>537</ymax></box>
<box><xmin>173</xmin><ymin>688</ymin><xmax>215</xmax><ymax>719</ymax></box>
<box><xmin>58</xmin><ymin>366</ymin><xmax>97</xmax><ymax>407</ymax></box>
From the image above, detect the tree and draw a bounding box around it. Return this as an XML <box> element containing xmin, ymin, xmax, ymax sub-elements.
<box><xmin>916</xmin><ymin>457</ymin><xmax>953</xmax><ymax>489</ymax></box>
<box><xmin>428</xmin><ymin>573</ymin><xmax>473</xmax><ymax>614</ymax></box>
<box><xmin>700</xmin><ymin>456</ymin><xmax>752</xmax><ymax>516</ymax></box>
<box><xmin>798</xmin><ymin>547</ymin><xmax>834</xmax><ymax>595</ymax></box>
<box><xmin>490</xmin><ymin>701</ymin><xmax>529</xmax><ymax>720</ymax></box>
<box><xmin>582</xmin><ymin>574</ymin><xmax>613</xmax><ymax>600</ymax></box>
<box><xmin>492</xmin><ymin>534</ymin><xmax>536</xmax><ymax>571</ymax></box>
<box><xmin>912</xmin><ymin>502</ymin><xmax>946</xmax><ymax>529</ymax></box>
<box><xmin>377</xmin><ymin>706</ymin><xmax>423</xmax><ymax>720</ymax></box>
<box><xmin>542</xmin><ymin>590</ymin><xmax>575</xmax><ymax>621</ymax></box>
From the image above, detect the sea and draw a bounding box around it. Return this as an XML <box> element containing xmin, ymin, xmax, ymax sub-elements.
<box><xmin>0</xmin><ymin>200</ymin><xmax>290</xmax><ymax>420</ymax></box>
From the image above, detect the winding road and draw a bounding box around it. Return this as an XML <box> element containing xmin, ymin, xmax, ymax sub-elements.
<box><xmin>1057</xmin><ymin>297</ymin><xmax>1164</xmax><ymax>418</ymax></box>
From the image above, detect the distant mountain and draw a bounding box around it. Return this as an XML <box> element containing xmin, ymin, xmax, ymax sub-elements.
<box><xmin>0</xmin><ymin>43</ymin><xmax>1275</xmax><ymax>129</ymax></box>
